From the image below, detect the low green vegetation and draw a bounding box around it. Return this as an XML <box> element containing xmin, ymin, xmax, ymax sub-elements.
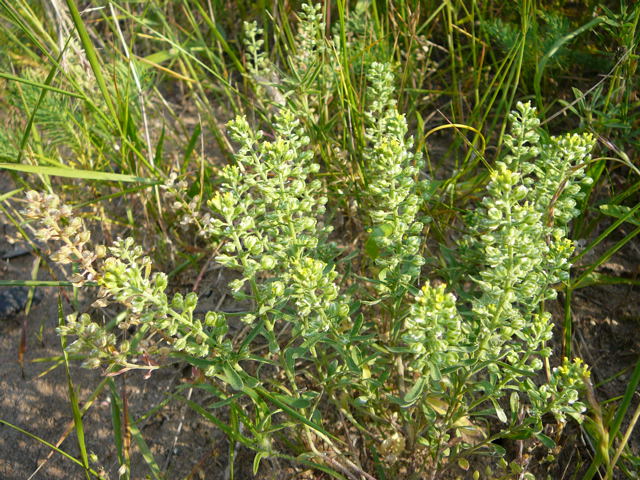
<box><xmin>1</xmin><ymin>1</ymin><xmax>638</xmax><ymax>479</ymax></box>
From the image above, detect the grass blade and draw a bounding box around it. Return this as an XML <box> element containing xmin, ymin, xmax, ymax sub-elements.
<box><xmin>58</xmin><ymin>296</ymin><xmax>91</xmax><ymax>479</ymax></box>
<box><xmin>534</xmin><ymin>16</ymin><xmax>605</xmax><ymax>110</ymax></box>
<box><xmin>0</xmin><ymin>418</ymin><xmax>105</xmax><ymax>478</ymax></box>
<box><xmin>573</xmin><ymin>201</ymin><xmax>640</xmax><ymax>264</ymax></box>
<box><xmin>0</xmin><ymin>188</ymin><xmax>23</xmax><ymax>202</ymax></box>
<box><xmin>63</xmin><ymin>0</ymin><xmax>118</xmax><ymax>124</ymax></box>
<box><xmin>0</xmin><ymin>71</ymin><xmax>85</xmax><ymax>98</ymax></box>
<box><xmin>573</xmin><ymin>225</ymin><xmax>640</xmax><ymax>290</ymax></box>
<box><xmin>107</xmin><ymin>379</ymin><xmax>129</xmax><ymax>480</ymax></box>
<box><xmin>0</xmin><ymin>163</ymin><xmax>157</xmax><ymax>184</ymax></box>
<box><xmin>27</xmin><ymin>377</ymin><xmax>110</xmax><ymax>480</ymax></box>
<box><xmin>0</xmin><ymin>280</ymin><xmax>97</xmax><ymax>287</ymax></box>
<box><xmin>608</xmin><ymin>356</ymin><xmax>640</xmax><ymax>450</ymax></box>
<box><xmin>128</xmin><ymin>422</ymin><xmax>164</xmax><ymax>480</ymax></box>
<box><xmin>584</xmin><ymin>356</ymin><xmax>640</xmax><ymax>479</ymax></box>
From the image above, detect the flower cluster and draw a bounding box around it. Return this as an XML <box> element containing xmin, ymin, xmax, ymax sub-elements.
<box><xmin>57</xmin><ymin>312</ymin><xmax>121</xmax><ymax>369</ymax></box>
<box><xmin>243</xmin><ymin>20</ymin><xmax>273</xmax><ymax>82</ymax></box>
<box><xmin>160</xmin><ymin>170</ymin><xmax>203</xmax><ymax>229</ymax></box>
<box><xmin>56</xmin><ymin>235</ymin><xmax>234</xmax><ymax>373</ymax></box>
<box><xmin>402</xmin><ymin>282</ymin><xmax>463</xmax><ymax>376</ymax></box>
<box><xmin>465</xmin><ymin>102</ymin><xmax>594</xmax><ymax>365</ymax></box>
<box><xmin>96</xmin><ymin>237</ymin><xmax>235</xmax><ymax>363</ymax></box>
<box><xmin>244</xmin><ymin>3</ymin><xmax>332</xmax><ymax>118</ymax></box>
<box><xmin>22</xmin><ymin>191</ymin><xmax>233</xmax><ymax>373</ymax></box>
<box><xmin>529</xmin><ymin>357</ymin><xmax>589</xmax><ymax>423</ymax></box>
<box><xmin>23</xmin><ymin>190</ymin><xmax>104</xmax><ymax>285</ymax></box>
<box><xmin>361</xmin><ymin>62</ymin><xmax>429</xmax><ymax>296</ymax></box>
<box><xmin>201</xmin><ymin>109</ymin><xmax>347</xmax><ymax>337</ymax></box>
<box><xmin>293</xmin><ymin>3</ymin><xmax>327</xmax><ymax>75</ymax></box>
<box><xmin>465</xmin><ymin>103</ymin><xmax>592</xmax><ymax>412</ymax></box>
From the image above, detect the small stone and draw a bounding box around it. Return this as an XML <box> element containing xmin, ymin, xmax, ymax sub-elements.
<box><xmin>0</xmin><ymin>287</ymin><xmax>44</xmax><ymax>320</ymax></box>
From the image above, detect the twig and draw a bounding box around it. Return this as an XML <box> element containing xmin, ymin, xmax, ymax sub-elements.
<box><xmin>192</xmin><ymin>252</ymin><xmax>216</xmax><ymax>293</ymax></box>
<box><xmin>610</xmin><ymin>393</ymin><xmax>640</xmax><ymax>472</ymax></box>
<box><xmin>163</xmin><ymin>386</ymin><xmax>193</xmax><ymax>472</ymax></box>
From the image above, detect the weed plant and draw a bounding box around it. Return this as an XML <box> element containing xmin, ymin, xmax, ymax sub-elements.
<box><xmin>1</xmin><ymin>1</ymin><xmax>639</xmax><ymax>479</ymax></box>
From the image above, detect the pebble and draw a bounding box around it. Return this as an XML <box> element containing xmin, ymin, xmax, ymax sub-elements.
<box><xmin>0</xmin><ymin>286</ymin><xmax>43</xmax><ymax>320</ymax></box>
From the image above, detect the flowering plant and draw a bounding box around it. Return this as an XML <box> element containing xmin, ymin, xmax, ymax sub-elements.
<box><xmin>23</xmin><ymin>4</ymin><xmax>595</xmax><ymax>478</ymax></box>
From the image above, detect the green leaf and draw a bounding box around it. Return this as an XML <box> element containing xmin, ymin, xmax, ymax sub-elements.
<box><xmin>376</xmin><ymin>223</ymin><xmax>394</xmax><ymax>237</ymax></box>
<box><xmin>222</xmin><ymin>362</ymin><xmax>244</xmax><ymax>391</ymax></box>
<box><xmin>491</xmin><ymin>398</ymin><xmax>507</xmax><ymax>423</ymax></box>
<box><xmin>403</xmin><ymin>377</ymin><xmax>427</xmax><ymax>406</ymax></box>
<box><xmin>510</xmin><ymin>392</ymin><xmax>520</xmax><ymax>422</ymax></box>
<box><xmin>364</xmin><ymin>234</ymin><xmax>380</xmax><ymax>259</ymax></box>
<box><xmin>273</xmin><ymin>393</ymin><xmax>310</xmax><ymax>409</ymax></box>
<box><xmin>252</xmin><ymin>386</ymin><xmax>339</xmax><ymax>442</ymax></box>
<box><xmin>283</xmin><ymin>347</ymin><xmax>307</xmax><ymax>375</ymax></box>
<box><xmin>505</xmin><ymin>428</ymin><xmax>533</xmax><ymax>440</ymax></box>
<box><xmin>489</xmin><ymin>442</ymin><xmax>506</xmax><ymax>456</ymax></box>
<box><xmin>385</xmin><ymin>346</ymin><xmax>414</xmax><ymax>353</ymax></box>
<box><xmin>428</xmin><ymin>361</ymin><xmax>442</xmax><ymax>382</ymax></box>
<box><xmin>535</xmin><ymin>432</ymin><xmax>556</xmax><ymax>449</ymax></box>
<box><xmin>600</xmin><ymin>204</ymin><xmax>640</xmax><ymax>226</ymax></box>
<box><xmin>179</xmin><ymin>394</ymin><xmax>250</xmax><ymax>444</ymax></box>
<box><xmin>349</xmin><ymin>312</ymin><xmax>364</xmax><ymax>336</ymax></box>
<box><xmin>253</xmin><ymin>451</ymin><xmax>268</xmax><ymax>475</ymax></box>
<box><xmin>170</xmin><ymin>352</ymin><xmax>216</xmax><ymax>370</ymax></box>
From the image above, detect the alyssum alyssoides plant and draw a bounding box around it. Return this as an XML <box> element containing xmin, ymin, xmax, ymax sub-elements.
<box><xmin>243</xmin><ymin>2</ymin><xmax>331</xmax><ymax>121</ymax></box>
<box><xmin>25</xmin><ymin>67</ymin><xmax>592</xmax><ymax>477</ymax></box>
<box><xmin>385</xmin><ymin>101</ymin><xmax>595</xmax><ymax>477</ymax></box>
